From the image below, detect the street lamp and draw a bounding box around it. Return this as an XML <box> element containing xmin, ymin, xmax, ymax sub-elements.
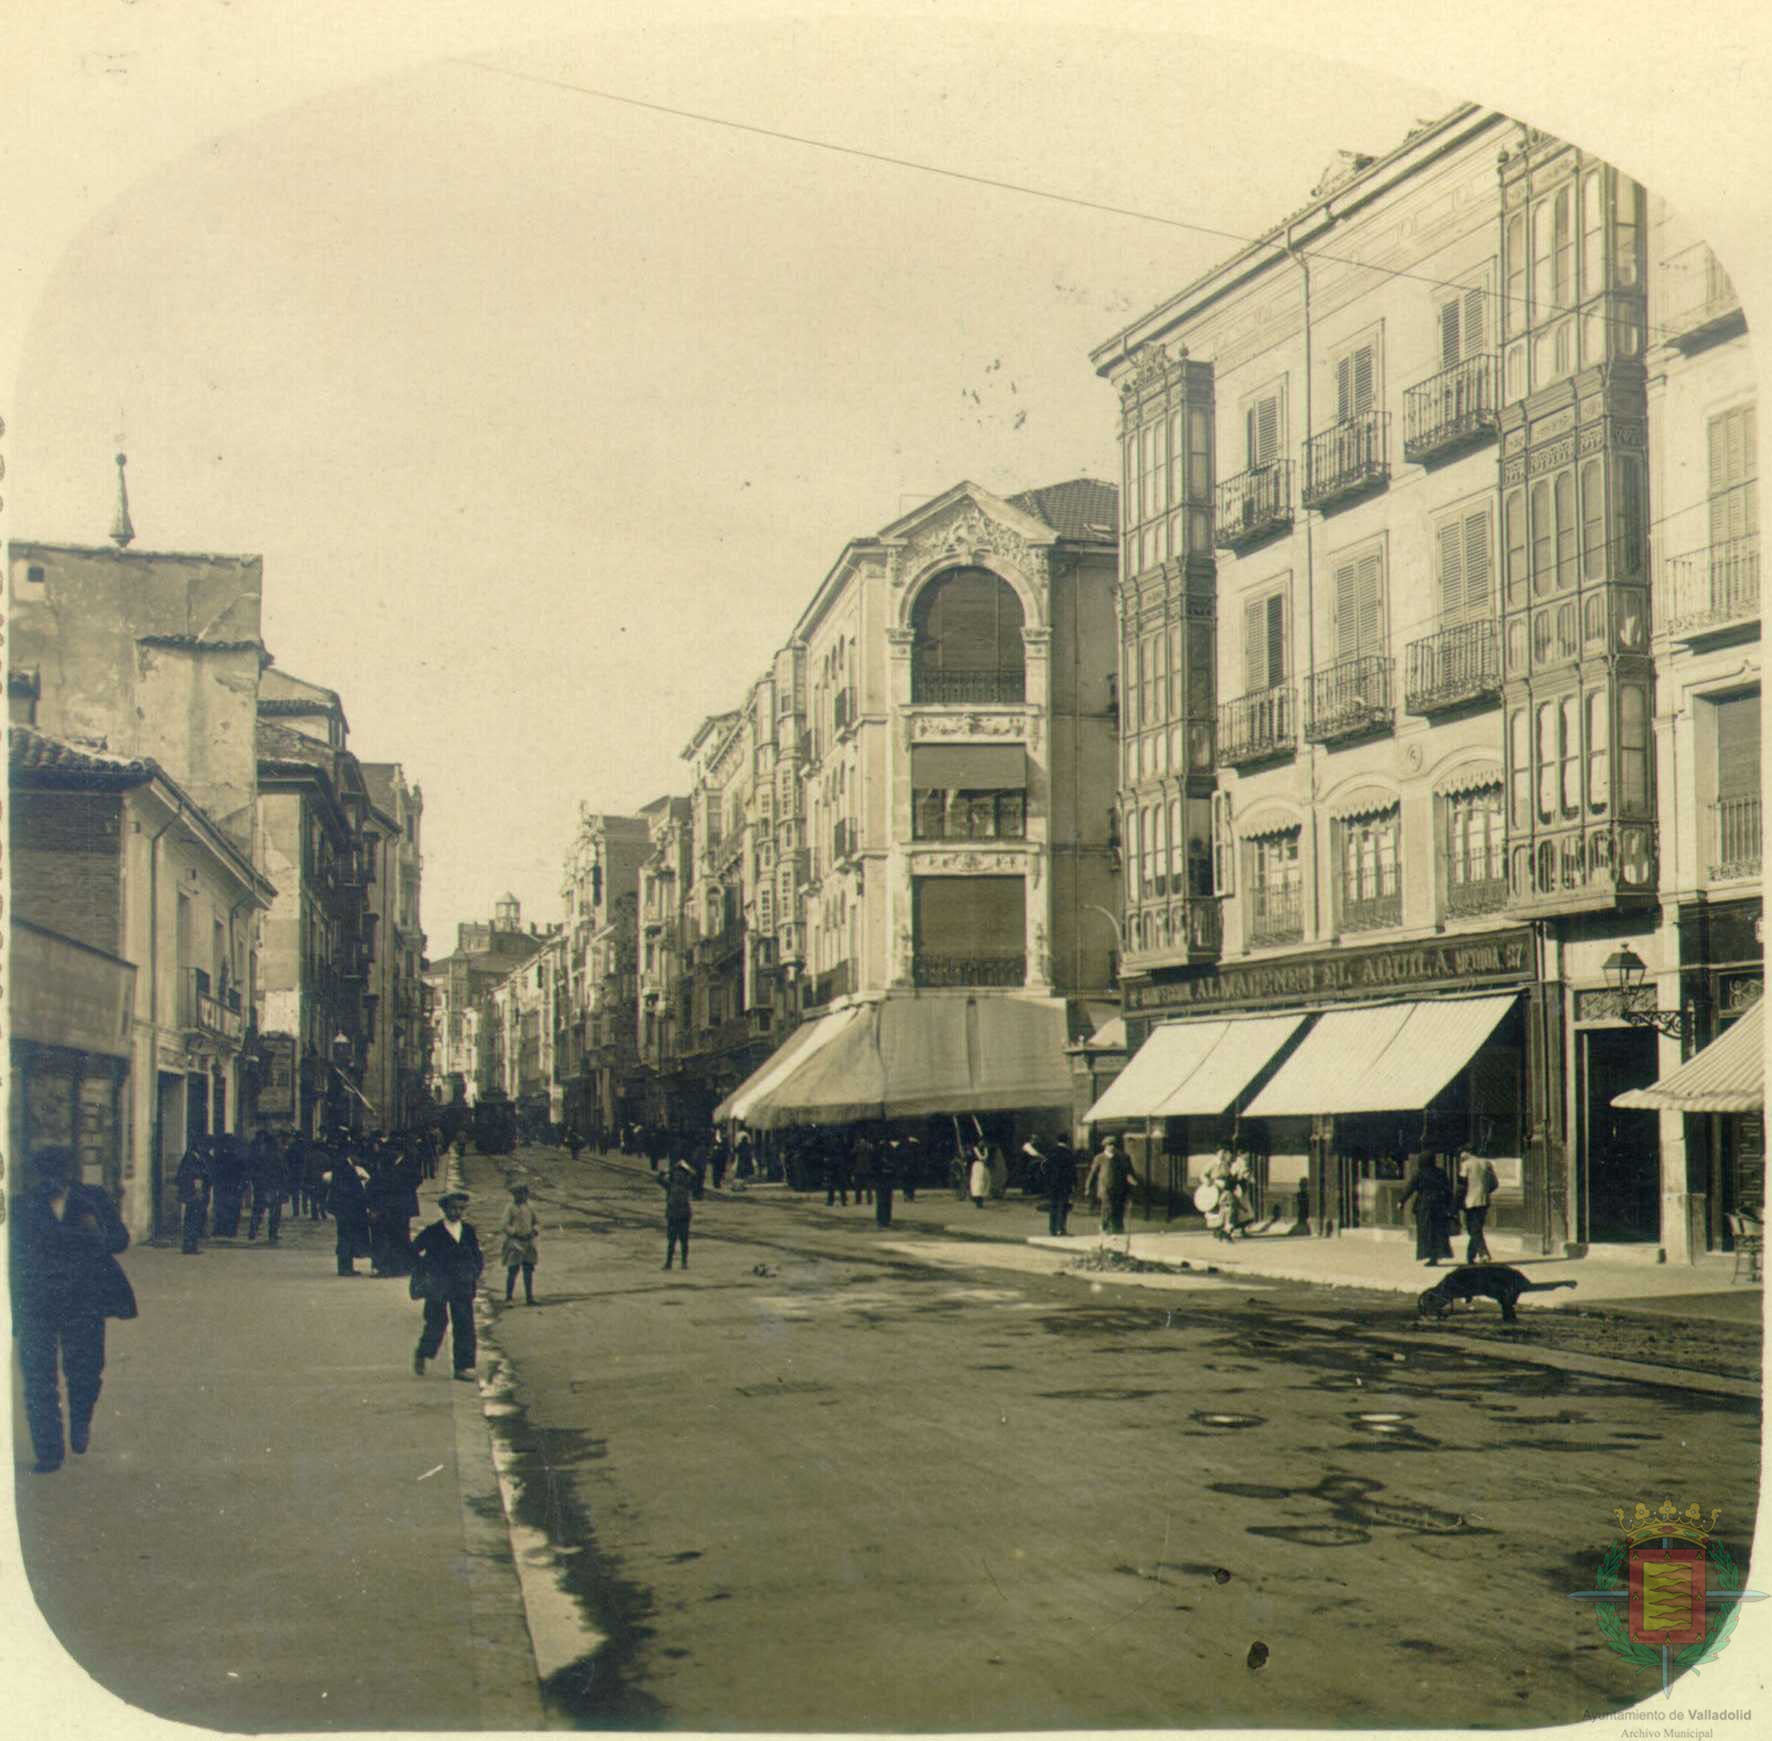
<box><xmin>1601</xmin><ymin>946</ymin><xmax>1692</xmax><ymax>1041</ymax></box>
<box><xmin>1082</xmin><ymin>904</ymin><xmax>1123</xmax><ymax>985</ymax></box>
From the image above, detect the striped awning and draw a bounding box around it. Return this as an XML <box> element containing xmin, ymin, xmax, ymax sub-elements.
<box><xmin>1085</xmin><ymin>1013</ymin><xmax>1305</xmax><ymax>1122</ymax></box>
<box><xmin>1245</xmin><ymin>994</ymin><xmax>1518</xmax><ymax>1117</ymax></box>
<box><xmin>1613</xmin><ymin>1001</ymin><xmax>1764</xmax><ymax>1114</ymax></box>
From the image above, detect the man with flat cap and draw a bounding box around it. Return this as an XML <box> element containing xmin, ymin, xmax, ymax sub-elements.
<box><xmin>410</xmin><ymin>1188</ymin><xmax>483</xmax><ymax>1380</ymax></box>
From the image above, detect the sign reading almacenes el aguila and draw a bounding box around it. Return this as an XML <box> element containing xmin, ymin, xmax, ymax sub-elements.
<box><xmin>1123</xmin><ymin>927</ymin><xmax>1537</xmax><ymax>1016</ymax></box>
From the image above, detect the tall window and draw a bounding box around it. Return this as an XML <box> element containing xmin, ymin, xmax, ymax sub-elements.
<box><xmin>910</xmin><ymin>568</ymin><xmax>1025</xmax><ymax>704</ymax></box>
<box><xmin>1121</xmin><ymin>388</ymin><xmax>1211</xmax><ymax>576</ymax></box>
<box><xmin>1443</xmin><ymin>786</ymin><xmax>1506</xmax><ymax>916</ymax></box>
<box><xmin>1435</xmin><ymin>504</ymin><xmax>1494</xmax><ymax>623</ymax></box>
<box><xmin>1332</xmin><ymin>546</ymin><xmax>1385</xmax><ymax>662</ymax></box>
<box><xmin>1436</xmin><ymin>281</ymin><xmax>1488</xmax><ymax>367</ymax></box>
<box><xmin>1338</xmin><ymin>808</ymin><xmax>1401</xmax><ymax>933</ymax></box>
<box><xmin>1708</xmin><ymin>404</ymin><xmax>1759</xmax><ymax>550</ymax></box>
<box><xmin>1243</xmin><ymin>587</ymin><xmax>1287</xmax><ymax>692</ymax></box>
<box><xmin>1247</xmin><ymin>830</ymin><xmax>1303</xmax><ymax>946</ymax></box>
<box><xmin>1334</xmin><ymin>339</ymin><xmax>1378</xmax><ymax>423</ymax></box>
<box><xmin>912</xmin><ymin>789</ymin><xmax>1026</xmax><ymax>841</ymax></box>
<box><xmin>1711</xmin><ymin>689</ymin><xmax>1763</xmax><ymax>878</ymax></box>
<box><xmin>1244</xmin><ymin>384</ymin><xmax>1283</xmax><ymax>470</ymax></box>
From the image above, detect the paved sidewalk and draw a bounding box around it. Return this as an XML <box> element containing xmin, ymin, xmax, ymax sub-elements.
<box><xmin>8</xmin><ymin>1190</ymin><xmax>543</xmax><ymax>1734</ymax></box>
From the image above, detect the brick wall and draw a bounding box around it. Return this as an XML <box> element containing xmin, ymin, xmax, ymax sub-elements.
<box><xmin>11</xmin><ymin>791</ymin><xmax>124</xmax><ymax>954</ymax></box>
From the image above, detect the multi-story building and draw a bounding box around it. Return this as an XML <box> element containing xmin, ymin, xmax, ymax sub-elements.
<box><xmin>636</xmin><ymin>795</ymin><xmax>696</xmax><ymax>1124</ymax></box>
<box><xmin>253</xmin><ymin>673</ymin><xmax>379</xmax><ymax>1137</ymax></box>
<box><xmin>423</xmin><ymin>894</ymin><xmax>551</xmax><ymax>1105</ymax></box>
<box><xmin>480</xmin><ymin>930</ymin><xmax>563</xmax><ymax>1127</ymax></box>
<box><xmin>557</xmin><ymin>808</ymin><xmax>656</xmax><ymax>1138</ymax></box>
<box><xmin>9</xmin><ymin>727</ymin><xmax>274</xmax><ymax>1239</ymax></box>
<box><xmin>717</xmin><ymin>475</ymin><xmax>1122</xmax><ymax>1147</ymax></box>
<box><xmin>362</xmin><ymin>762</ymin><xmax>428</xmax><ymax>1129</ymax></box>
<box><xmin>1640</xmin><ymin>194</ymin><xmax>1762</xmax><ymax>1242</ymax></box>
<box><xmin>1086</xmin><ymin>104</ymin><xmax>1757</xmax><ymax>1262</ymax></box>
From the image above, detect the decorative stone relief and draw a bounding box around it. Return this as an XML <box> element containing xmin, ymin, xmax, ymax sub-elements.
<box><xmin>908</xmin><ymin>710</ymin><xmax>1030</xmax><ymax>741</ymax></box>
<box><xmin>896</xmin><ymin>504</ymin><xmax>1049</xmax><ymax>595</ymax></box>
<box><xmin>908</xmin><ymin>848</ymin><xmax>1030</xmax><ymax>876</ymax></box>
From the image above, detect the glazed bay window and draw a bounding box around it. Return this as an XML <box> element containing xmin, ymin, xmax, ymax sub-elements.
<box><xmin>913</xmin><ymin>788</ymin><xmax>1026</xmax><ymax>841</ymax></box>
<box><xmin>1442</xmin><ymin>784</ymin><xmax>1507</xmax><ymax>919</ymax></box>
<box><xmin>1337</xmin><ymin>807</ymin><xmax>1401</xmax><ymax>933</ymax></box>
<box><xmin>1118</xmin><ymin>351</ymin><xmax>1213</xmax><ymax>579</ymax></box>
<box><xmin>1247</xmin><ymin>829</ymin><xmax>1304</xmax><ymax>947</ymax></box>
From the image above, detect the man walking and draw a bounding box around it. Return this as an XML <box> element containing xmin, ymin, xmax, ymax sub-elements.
<box><xmin>175</xmin><ymin>1141</ymin><xmax>212</xmax><ymax>1255</ymax></box>
<box><xmin>411</xmin><ymin>1189</ymin><xmax>484</xmax><ymax>1380</ymax></box>
<box><xmin>10</xmin><ymin>1147</ymin><xmax>137</xmax><ymax>1473</ymax></box>
<box><xmin>1045</xmin><ymin>1138</ymin><xmax>1077</xmax><ymax>1237</ymax></box>
<box><xmin>247</xmin><ymin>1131</ymin><xmax>286</xmax><ymax>1244</ymax></box>
<box><xmin>323</xmin><ymin>1145</ymin><xmax>371</xmax><ymax>1277</ymax></box>
<box><xmin>1456</xmin><ymin>1148</ymin><xmax>1499</xmax><ymax>1264</ymax></box>
<box><xmin>1086</xmin><ymin>1134</ymin><xmax>1136</xmax><ymax>1235</ymax></box>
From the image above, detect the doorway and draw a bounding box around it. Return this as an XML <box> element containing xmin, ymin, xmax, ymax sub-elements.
<box><xmin>154</xmin><ymin>1072</ymin><xmax>184</xmax><ymax>1239</ymax></box>
<box><xmin>1583</xmin><ymin>1027</ymin><xmax>1661</xmax><ymax>1243</ymax></box>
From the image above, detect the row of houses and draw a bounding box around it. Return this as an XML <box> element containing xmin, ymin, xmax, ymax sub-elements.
<box><xmin>8</xmin><ymin>476</ymin><xmax>429</xmax><ymax>1239</ymax></box>
<box><xmin>430</xmin><ymin>101</ymin><xmax>1758</xmax><ymax>1263</ymax></box>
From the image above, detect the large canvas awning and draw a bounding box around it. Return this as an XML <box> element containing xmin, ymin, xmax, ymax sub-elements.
<box><xmin>715</xmin><ymin>1008</ymin><xmax>858</xmax><ymax>1124</ymax></box>
<box><xmin>1084</xmin><ymin>1013</ymin><xmax>1305</xmax><ymax>1123</ymax></box>
<box><xmin>1613</xmin><ymin>1001</ymin><xmax>1764</xmax><ymax>1114</ymax></box>
<box><xmin>1244</xmin><ymin>994</ymin><xmax>1519</xmax><ymax>1117</ymax></box>
<box><xmin>749</xmin><ymin>994</ymin><xmax>1073</xmax><ymax>1129</ymax></box>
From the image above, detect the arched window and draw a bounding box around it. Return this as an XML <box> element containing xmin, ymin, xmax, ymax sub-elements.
<box><xmin>910</xmin><ymin>568</ymin><xmax>1026</xmax><ymax>704</ymax></box>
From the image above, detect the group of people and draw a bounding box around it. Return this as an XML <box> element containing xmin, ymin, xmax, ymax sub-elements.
<box><xmin>1194</xmin><ymin>1148</ymin><xmax>1260</xmax><ymax>1241</ymax></box>
<box><xmin>172</xmin><ymin>1126</ymin><xmax>447</xmax><ymax>1278</ymax></box>
<box><xmin>1398</xmin><ymin>1148</ymin><xmax>1499</xmax><ymax>1267</ymax></box>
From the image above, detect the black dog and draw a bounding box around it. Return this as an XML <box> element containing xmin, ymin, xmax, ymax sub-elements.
<box><xmin>1417</xmin><ymin>1264</ymin><xmax>1577</xmax><ymax>1323</ymax></box>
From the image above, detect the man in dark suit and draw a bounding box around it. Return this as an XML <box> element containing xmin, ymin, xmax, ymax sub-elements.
<box><xmin>411</xmin><ymin>1189</ymin><xmax>483</xmax><ymax>1380</ymax></box>
<box><xmin>9</xmin><ymin>1146</ymin><xmax>137</xmax><ymax>1473</ymax></box>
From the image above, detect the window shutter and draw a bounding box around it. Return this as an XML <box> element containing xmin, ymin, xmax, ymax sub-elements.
<box><xmin>1439</xmin><ymin>297</ymin><xmax>1461</xmax><ymax>369</ymax></box>
<box><xmin>1709</xmin><ymin>406</ymin><xmax>1759</xmax><ymax>546</ymax></box>
<box><xmin>1249</xmin><ymin>394</ymin><xmax>1279</xmax><ymax>468</ymax></box>
<box><xmin>1338</xmin><ymin>551</ymin><xmax>1383</xmax><ymax>659</ymax></box>
<box><xmin>1436</xmin><ymin>520</ymin><xmax>1464</xmax><ymax>620</ymax></box>
<box><xmin>1356</xmin><ymin>552</ymin><xmax>1383</xmax><ymax>656</ymax></box>
<box><xmin>1335</xmin><ymin>355</ymin><xmax>1352</xmax><ymax>423</ymax></box>
<box><xmin>1212</xmin><ymin>792</ymin><xmax>1235</xmax><ymax>895</ymax></box>
<box><xmin>1266</xmin><ymin>592</ymin><xmax>1287</xmax><ymax>685</ymax></box>
<box><xmin>1463</xmin><ymin>509</ymin><xmax>1493</xmax><ymax>614</ymax></box>
<box><xmin>1715</xmin><ymin>693</ymin><xmax>1761</xmax><ymax>799</ymax></box>
<box><xmin>1463</xmin><ymin>285</ymin><xmax>1486</xmax><ymax>356</ymax></box>
<box><xmin>1334</xmin><ymin>558</ymin><xmax>1357</xmax><ymax>662</ymax></box>
<box><xmin>1352</xmin><ymin>345</ymin><xmax>1375</xmax><ymax>415</ymax></box>
<box><xmin>1243</xmin><ymin>597</ymin><xmax>1268</xmax><ymax>693</ymax></box>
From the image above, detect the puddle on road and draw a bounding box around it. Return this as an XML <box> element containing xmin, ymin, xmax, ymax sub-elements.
<box><xmin>1191</xmin><ymin>1410</ymin><xmax>1265</xmax><ymax>1429</ymax></box>
<box><xmin>1038</xmin><ymin>1387</ymin><xmax>1167</xmax><ymax>1403</ymax></box>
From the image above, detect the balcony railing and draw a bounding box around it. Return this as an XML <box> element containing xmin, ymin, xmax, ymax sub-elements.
<box><xmin>182</xmin><ymin>967</ymin><xmax>245</xmax><ymax>1043</ymax></box>
<box><xmin>910</xmin><ymin>669</ymin><xmax>1026</xmax><ymax>705</ymax></box>
<box><xmin>1248</xmin><ymin>887</ymin><xmax>1304</xmax><ymax>950</ymax></box>
<box><xmin>1218</xmin><ymin>684</ymin><xmax>1296</xmax><ymax>766</ymax></box>
<box><xmin>1662</xmin><ymin>534</ymin><xmax>1761</xmax><ymax>637</ymax></box>
<box><xmin>1305</xmin><ymin>653</ymin><xmax>1393</xmax><ymax>743</ymax></box>
<box><xmin>1214</xmin><ymin>460</ymin><xmax>1293</xmax><ymax>550</ymax></box>
<box><xmin>1405</xmin><ymin>619</ymin><xmax>1501</xmax><ymax>713</ymax></box>
<box><xmin>1710</xmin><ymin>796</ymin><xmax>1762</xmax><ymax>881</ymax></box>
<box><xmin>912</xmin><ymin>952</ymin><xmax>1026</xmax><ymax>988</ymax></box>
<box><xmin>1403</xmin><ymin>355</ymin><xmax>1499</xmax><ymax>464</ymax></box>
<box><xmin>1445</xmin><ymin>875</ymin><xmax>1508</xmax><ymax>920</ymax></box>
<box><xmin>1302</xmin><ymin>410</ymin><xmax>1390</xmax><ymax>511</ymax></box>
<box><xmin>1340</xmin><ymin>890</ymin><xmax>1402</xmax><ymax>935</ymax></box>
<box><xmin>1661</xmin><ymin>242</ymin><xmax>1746</xmax><ymax>349</ymax></box>
<box><xmin>806</xmin><ymin>960</ymin><xmax>853</xmax><ymax>1006</ymax></box>
<box><xmin>1124</xmin><ymin>897</ymin><xmax>1221</xmax><ymax>963</ymax></box>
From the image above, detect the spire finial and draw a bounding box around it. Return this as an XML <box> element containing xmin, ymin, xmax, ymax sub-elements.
<box><xmin>110</xmin><ymin>451</ymin><xmax>135</xmax><ymax>549</ymax></box>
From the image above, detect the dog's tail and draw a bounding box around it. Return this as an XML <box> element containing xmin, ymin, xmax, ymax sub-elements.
<box><xmin>1519</xmin><ymin>1278</ymin><xmax>1577</xmax><ymax>1293</ymax></box>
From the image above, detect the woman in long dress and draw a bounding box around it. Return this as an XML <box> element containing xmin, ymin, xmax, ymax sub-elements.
<box><xmin>1398</xmin><ymin>1152</ymin><xmax>1456</xmax><ymax>1266</ymax></box>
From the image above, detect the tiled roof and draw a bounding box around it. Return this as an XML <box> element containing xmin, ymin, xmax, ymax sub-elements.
<box><xmin>258</xmin><ymin>697</ymin><xmax>337</xmax><ymax>716</ymax></box>
<box><xmin>1006</xmin><ymin>478</ymin><xmax>1119</xmax><ymax>540</ymax></box>
<box><xmin>256</xmin><ymin>717</ymin><xmax>340</xmax><ymax>776</ymax></box>
<box><xmin>9</xmin><ymin>726</ymin><xmax>153</xmax><ymax>784</ymax></box>
<box><xmin>137</xmin><ymin>635</ymin><xmax>269</xmax><ymax>656</ymax></box>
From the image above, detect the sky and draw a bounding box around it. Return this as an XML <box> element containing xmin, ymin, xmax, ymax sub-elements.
<box><xmin>6</xmin><ymin>8</ymin><xmax>1769</xmax><ymax>956</ymax></box>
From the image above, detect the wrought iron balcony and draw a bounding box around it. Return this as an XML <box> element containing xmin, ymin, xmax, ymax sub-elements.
<box><xmin>1661</xmin><ymin>534</ymin><xmax>1761</xmax><ymax>638</ymax></box>
<box><xmin>182</xmin><ymin>967</ymin><xmax>245</xmax><ymax>1043</ymax></box>
<box><xmin>1661</xmin><ymin>242</ymin><xmax>1746</xmax><ymax>350</ymax></box>
<box><xmin>1403</xmin><ymin>355</ymin><xmax>1499</xmax><ymax>464</ymax></box>
<box><xmin>1710</xmin><ymin>796</ymin><xmax>1762</xmax><ymax>882</ymax></box>
<box><xmin>1214</xmin><ymin>461</ymin><xmax>1293</xmax><ymax>550</ymax></box>
<box><xmin>1247</xmin><ymin>886</ymin><xmax>1304</xmax><ymax>950</ymax></box>
<box><xmin>1444</xmin><ymin>875</ymin><xmax>1508</xmax><ymax>920</ymax></box>
<box><xmin>1218</xmin><ymin>684</ymin><xmax>1296</xmax><ymax>766</ymax></box>
<box><xmin>1340</xmin><ymin>890</ymin><xmax>1402</xmax><ymax>935</ymax></box>
<box><xmin>912</xmin><ymin>952</ymin><xmax>1025</xmax><ymax>988</ymax></box>
<box><xmin>1123</xmin><ymin>897</ymin><xmax>1222</xmax><ymax>966</ymax></box>
<box><xmin>1404</xmin><ymin>619</ymin><xmax>1501</xmax><ymax>714</ymax></box>
<box><xmin>1305</xmin><ymin>654</ymin><xmax>1394</xmax><ymax>743</ymax></box>
<box><xmin>910</xmin><ymin>669</ymin><xmax>1026</xmax><ymax>705</ymax></box>
<box><xmin>1302</xmin><ymin>410</ymin><xmax>1390</xmax><ymax>511</ymax></box>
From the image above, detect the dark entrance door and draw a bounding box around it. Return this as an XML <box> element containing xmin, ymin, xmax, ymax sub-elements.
<box><xmin>1584</xmin><ymin>1027</ymin><xmax>1661</xmax><ymax>1243</ymax></box>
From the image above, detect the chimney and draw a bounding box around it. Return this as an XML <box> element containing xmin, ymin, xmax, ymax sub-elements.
<box><xmin>110</xmin><ymin>452</ymin><xmax>136</xmax><ymax>549</ymax></box>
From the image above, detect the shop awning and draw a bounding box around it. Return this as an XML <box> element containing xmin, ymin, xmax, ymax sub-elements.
<box><xmin>1613</xmin><ymin>1001</ymin><xmax>1764</xmax><ymax>1114</ymax></box>
<box><xmin>1244</xmin><ymin>994</ymin><xmax>1518</xmax><ymax>1117</ymax></box>
<box><xmin>751</xmin><ymin>994</ymin><xmax>1072</xmax><ymax>1129</ymax></box>
<box><xmin>716</xmin><ymin>1009</ymin><xmax>852</xmax><ymax>1124</ymax></box>
<box><xmin>1084</xmin><ymin>1013</ymin><xmax>1306</xmax><ymax>1123</ymax></box>
<box><xmin>909</xmin><ymin>743</ymin><xmax>1026</xmax><ymax>788</ymax></box>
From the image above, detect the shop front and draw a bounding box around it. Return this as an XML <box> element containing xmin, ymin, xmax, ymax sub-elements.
<box><xmin>1113</xmin><ymin>927</ymin><xmax>1548</xmax><ymax>1248</ymax></box>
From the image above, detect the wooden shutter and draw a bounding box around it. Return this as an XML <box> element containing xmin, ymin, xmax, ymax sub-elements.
<box><xmin>1246</xmin><ymin>394</ymin><xmax>1280</xmax><ymax>468</ymax></box>
<box><xmin>1436</xmin><ymin>519</ymin><xmax>1464</xmax><ymax>620</ymax></box>
<box><xmin>1441</xmin><ymin>285</ymin><xmax>1486</xmax><ymax>365</ymax></box>
<box><xmin>1463</xmin><ymin>509</ymin><xmax>1493</xmax><ymax>613</ymax></box>
<box><xmin>1243</xmin><ymin>597</ymin><xmax>1268</xmax><ymax>693</ymax></box>
<box><xmin>1336</xmin><ymin>344</ymin><xmax>1376</xmax><ymax>420</ymax></box>
<box><xmin>1265</xmin><ymin>593</ymin><xmax>1287</xmax><ymax>685</ymax></box>
<box><xmin>1335</xmin><ymin>551</ymin><xmax>1383</xmax><ymax>660</ymax></box>
<box><xmin>1715</xmin><ymin>693</ymin><xmax>1761</xmax><ymax>799</ymax></box>
<box><xmin>1709</xmin><ymin>406</ymin><xmax>1759</xmax><ymax>546</ymax></box>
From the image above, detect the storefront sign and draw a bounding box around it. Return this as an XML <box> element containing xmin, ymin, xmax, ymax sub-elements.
<box><xmin>258</xmin><ymin>1034</ymin><xmax>298</xmax><ymax>1118</ymax></box>
<box><xmin>1123</xmin><ymin>927</ymin><xmax>1535</xmax><ymax>1016</ymax></box>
